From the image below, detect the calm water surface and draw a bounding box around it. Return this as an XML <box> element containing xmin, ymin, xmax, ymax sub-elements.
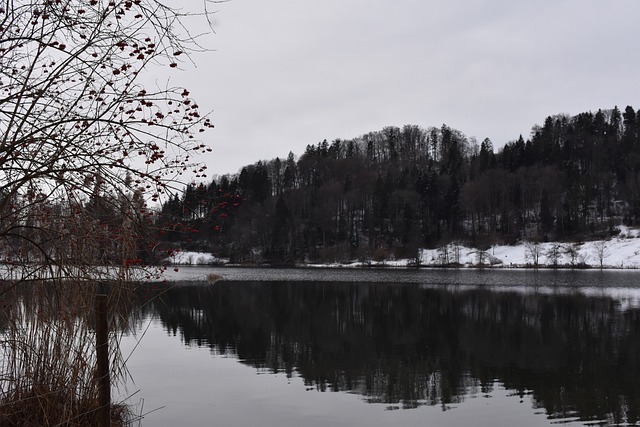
<box><xmin>120</xmin><ymin>268</ymin><xmax>640</xmax><ymax>426</ymax></box>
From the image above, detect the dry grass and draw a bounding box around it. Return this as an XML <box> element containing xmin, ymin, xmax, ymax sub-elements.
<box><xmin>0</xmin><ymin>392</ymin><xmax>132</xmax><ymax>426</ymax></box>
<box><xmin>0</xmin><ymin>280</ymin><xmax>137</xmax><ymax>426</ymax></box>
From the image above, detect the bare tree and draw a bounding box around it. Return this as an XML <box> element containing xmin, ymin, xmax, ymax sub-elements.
<box><xmin>545</xmin><ymin>243</ymin><xmax>561</xmax><ymax>267</ymax></box>
<box><xmin>593</xmin><ymin>240</ymin><xmax>609</xmax><ymax>269</ymax></box>
<box><xmin>437</xmin><ymin>244</ymin><xmax>449</xmax><ymax>265</ymax></box>
<box><xmin>565</xmin><ymin>242</ymin><xmax>581</xmax><ymax>267</ymax></box>
<box><xmin>0</xmin><ymin>0</ymin><xmax>216</xmax><ymax>423</ymax></box>
<box><xmin>0</xmin><ymin>0</ymin><xmax>214</xmax><ymax>280</ymax></box>
<box><xmin>451</xmin><ymin>240</ymin><xmax>462</xmax><ymax>265</ymax></box>
<box><xmin>524</xmin><ymin>240</ymin><xmax>541</xmax><ymax>268</ymax></box>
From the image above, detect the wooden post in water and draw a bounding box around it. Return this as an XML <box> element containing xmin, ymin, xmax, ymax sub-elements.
<box><xmin>96</xmin><ymin>292</ymin><xmax>111</xmax><ymax>427</ymax></box>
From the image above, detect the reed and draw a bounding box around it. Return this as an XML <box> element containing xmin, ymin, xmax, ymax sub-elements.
<box><xmin>0</xmin><ymin>279</ymin><xmax>137</xmax><ymax>426</ymax></box>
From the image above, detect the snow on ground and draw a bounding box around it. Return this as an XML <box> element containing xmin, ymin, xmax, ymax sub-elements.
<box><xmin>417</xmin><ymin>226</ymin><xmax>640</xmax><ymax>269</ymax></box>
<box><xmin>168</xmin><ymin>226</ymin><xmax>640</xmax><ymax>269</ymax></box>
<box><xmin>417</xmin><ymin>239</ymin><xmax>638</xmax><ymax>269</ymax></box>
<box><xmin>166</xmin><ymin>251</ymin><xmax>227</xmax><ymax>266</ymax></box>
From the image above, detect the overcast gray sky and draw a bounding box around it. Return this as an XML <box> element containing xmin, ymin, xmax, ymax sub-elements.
<box><xmin>175</xmin><ymin>0</ymin><xmax>640</xmax><ymax>176</ymax></box>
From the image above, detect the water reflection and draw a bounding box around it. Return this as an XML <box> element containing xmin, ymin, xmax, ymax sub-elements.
<box><xmin>139</xmin><ymin>279</ymin><xmax>640</xmax><ymax>425</ymax></box>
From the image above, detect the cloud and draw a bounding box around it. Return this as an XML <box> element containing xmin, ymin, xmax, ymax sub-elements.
<box><xmin>179</xmin><ymin>0</ymin><xmax>640</xmax><ymax>176</ymax></box>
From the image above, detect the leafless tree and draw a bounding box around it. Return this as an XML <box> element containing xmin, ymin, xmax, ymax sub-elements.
<box><xmin>524</xmin><ymin>240</ymin><xmax>541</xmax><ymax>268</ymax></box>
<box><xmin>451</xmin><ymin>240</ymin><xmax>462</xmax><ymax>264</ymax></box>
<box><xmin>437</xmin><ymin>244</ymin><xmax>449</xmax><ymax>265</ymax></box>
<box><xmin>565</xmin><ymin>242</ymin><xmax>580</xmax><ymax>267</ymax></box>
<box><xmin>0</xmin><ymin>0</ymin><xmax>215</xmax><ymax>281</ymax></box>
<box><xmin>593</xmin><ymin>240</ymin><xmax>609</xmax><ymax>269</ymax></box>
<box><xmin>0</xmin><ymin>0</ymin><xmax>216</xmax><ymax>423</ymax></box>
<box><xmin>545</xmin><ymin>243</ymin><xmax>561</xmax><ymax>267</ymax></box>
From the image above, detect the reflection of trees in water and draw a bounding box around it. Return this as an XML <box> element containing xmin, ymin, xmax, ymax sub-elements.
<box><xmin>144</xmin><ymin>281</ymin><xmax>640</xmax><ymax>424</ymax></box>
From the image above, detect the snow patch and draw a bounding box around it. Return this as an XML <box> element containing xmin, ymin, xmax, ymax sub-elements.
<box><xmin>166</xmin><ymin>251</ymin><xmax>227</xmax><ymax>266</ymax></box>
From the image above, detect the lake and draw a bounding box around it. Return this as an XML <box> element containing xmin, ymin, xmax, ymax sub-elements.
<box><xmin>119</xmin><ymin>268</ymin><xmax>640</xmax><ymax>426</ymax></box>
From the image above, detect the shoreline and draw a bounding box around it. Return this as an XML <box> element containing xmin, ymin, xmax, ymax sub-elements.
<box><xmin>173</xmin><ymin>263</ymin><xmax>640</xmax><ymax>271</ymax></box>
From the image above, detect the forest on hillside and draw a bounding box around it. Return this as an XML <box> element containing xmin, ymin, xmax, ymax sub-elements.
<box><xmin>157</xmin><ymin>105</ymin><xmax>640</xmax><ymax>264</ymax></box>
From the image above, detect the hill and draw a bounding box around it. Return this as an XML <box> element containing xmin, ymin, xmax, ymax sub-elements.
<box><xmin>156</xmin><ymin>105</ymin><xmax>640</xmax><ymax>265</ymax></box>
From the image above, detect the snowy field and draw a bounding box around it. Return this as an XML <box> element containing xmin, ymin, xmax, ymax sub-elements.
<box><xmin>417</xmin><ymin>238</ymin><xmax>639</xmax><ymax>269</ymax></box>
<box><xmin>167</xmin><ymin>226</ymin><xmax>640</xmax><ymax>269</ymax></box>
<box><xmin>367</xmin><ymin>226</ymin><xmax>640</xmax><ymax>269</ymax></box>
<box><xmin>418</xmin><ymin>225</ymin><xmax>640</xmax><ymax>269</ymax></box>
